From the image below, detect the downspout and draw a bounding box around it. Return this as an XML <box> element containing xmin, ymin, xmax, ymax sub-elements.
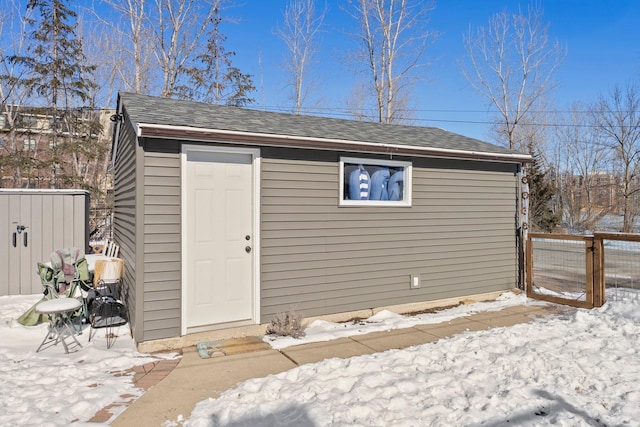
<box><xmin>517</xmin><ymin>166</ymin><xmax>530</xmax><ymax>290</ymax></box>
<box><xmin>110</xmin><ymin>100</ymin><xmax>124</xmax><ymax>167</ymax></box>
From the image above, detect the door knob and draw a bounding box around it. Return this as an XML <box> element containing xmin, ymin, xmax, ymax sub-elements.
<box><xmin>245</xmin><ymin>246</ymin><xmax>252</xmax><ymax>253</ymax></box>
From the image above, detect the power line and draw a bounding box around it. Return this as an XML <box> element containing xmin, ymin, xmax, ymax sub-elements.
<box><xmin>252</xmin><ymin>104</ymin><xmax>635</xmax><ymax>130</ymax></box>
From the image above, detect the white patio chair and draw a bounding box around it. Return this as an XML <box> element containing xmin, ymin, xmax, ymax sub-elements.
<box><xmin>104</xmin><ymin>240</ymin><xmax>120</xmax><ymax>258</ymax></box>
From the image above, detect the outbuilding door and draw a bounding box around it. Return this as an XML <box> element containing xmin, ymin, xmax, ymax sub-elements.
<box><xmin>182</xmin><ymin>146</ymin><xmax>259</xmax><ymax>332</ymax></box>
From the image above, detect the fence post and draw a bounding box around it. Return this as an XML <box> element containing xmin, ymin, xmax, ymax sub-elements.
<box><xmin>525</xmin><ymin>235</ymin><xmax>533</xmax><ymax>298</ymax></box>
<box><xmin>592</xmin><ymin>234</ymin><xmax>605</xmax><ymax>307</ymax></box>
<box><xmin>585</xmin><ymin>236</ymin><xmax>595</xmax><ymax>308</ymax></box>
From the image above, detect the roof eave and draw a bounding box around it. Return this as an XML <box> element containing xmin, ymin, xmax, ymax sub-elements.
<box><xmin>137</xmin><ymin>123</ymin><xmax>532</xmax><ymax>164</ymax></box>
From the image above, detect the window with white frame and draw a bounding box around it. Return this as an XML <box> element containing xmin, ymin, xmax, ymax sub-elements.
<box><xmin>18</xmin><ymin>114</ymin><xmax>37</xmax><ymax>128</ymax></box>
<box><xmin>23</xmin><ymin>138</ymin><xmax>36</xmax><ymax>151</ymax></box>
<box><xmin>340</xmin><ymin>157</ymin><xmax>412</xmax><ymax>206</ymax></box>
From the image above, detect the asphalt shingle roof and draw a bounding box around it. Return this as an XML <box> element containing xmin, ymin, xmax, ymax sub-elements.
<box><xmin>119</xmin><ymin>92</ymin><xmax>525</xmax><ymax>158</ymax></box>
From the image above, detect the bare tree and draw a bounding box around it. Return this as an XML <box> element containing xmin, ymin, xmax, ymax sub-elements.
<box><xmin>345</xmin><ymin>81</ymin><xmax>372</xmax><ymax>121</ymax></box>
<box><xmin>345</xmin><ymin>0</ymin><xmax>437</xmax><ymax>124</ymax></box>
<box><xmin>98</xmin><ymin>0</ymin><xmax>156</xmax><ymax>94</ymax></box>
<box><xmin>151</xmin><ymin>0</ymin><xmax>219</xmax><ymax>97</ymax></box>
<box><xmin>591</xmin><ymin>81</ymin><xmax>640</xmax><ymax>232</ymax></box>
<box><xmin>1</xmin><ymin>1</ymin><xmax>39</xmax><ymax>186</ymax></box>
<box><xmin>461</xmin><ymin>5</ymin><xmax>564</xmax><ymax>153</ymax></box>
<box><xmin>100</xmin><ymin>0</ymin><xmax>246</xmax><ymax>101</ymax></box>
<box><xmin>276</xmin><ymin>0</ymin><xmax>326</xmax><ymax>114</ymax></box>
<box><xmin>553</xmin><ymin>103</ymin><xmax>612</xmax><ymax>231</ymax></box>
<box><xmin>1</xmin><ymin>0</ymin><xmax>33</xmax><ymax>108</ymax></box>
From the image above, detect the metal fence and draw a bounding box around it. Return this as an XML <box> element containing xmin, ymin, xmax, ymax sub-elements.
<box><xmin>526</xmin><ymin>232</ymin><xmax>640</xmax><ymax>308</ymax></box>
<box><xmin>597</xmin><ymin>233</ymin><xmax>640</xmax><ymax>303</ymax></box>
<box><xmin>89</xmin><ymin>206</ymin><xmax>113</xmax><ymax>243</ymax></box>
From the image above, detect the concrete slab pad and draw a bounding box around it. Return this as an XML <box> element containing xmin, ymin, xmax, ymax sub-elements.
<box><xmin>112</xmin><ymin>347</ymin><xmax>296</xmax><ymax>427</ymax></box>
<box><xmin>281</xmin><ymin>337</ymin><xmax>375</xmax><ymax>365</ymax></box>
<box><xmin>414</xmin><ymin>318</ymin><xmax>490</xmax><ymax>338</ymax></box>
<box><xmin>351</xmin><ymin>328</ymin><xmax>439</xmax><ymax>352</ymax></box>
<box><xmin>111</xmin><ymin>302</ymin><xmax>575</xmax><ymax>426</ymax></box>
<box><xmin>473</xmin><ymin>312</ymin><xmax>538</xmax><ymax>328</ymax></box>
<box><xmin>466</xmin><ymin>310</ymin><xmax>509</xmax><ymax>322</ymax></box>
<box><xmin>499</xmin><ymin>304</ymin><xmax>549</xmax><ymax>316</ymax></box>
<box><xmin>197</xmin><ymin>336</ymin><xmax>270</xmax><ymax>358</ymax></box>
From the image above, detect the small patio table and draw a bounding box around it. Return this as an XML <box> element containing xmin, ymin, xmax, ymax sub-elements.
<box><xmin>35</xmin><ymin>297</ymin><xmax>83</xmax><ymax>354</ymax></box>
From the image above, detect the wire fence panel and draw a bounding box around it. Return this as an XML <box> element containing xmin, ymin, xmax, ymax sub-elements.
<box><xmin>602</xmin><ymin>237</ymin><xmax>640</xmax><ymax>302</ymax></box>
<box><xmin>527</xmin><ymin>232</ymin><xmax>640</xmax><ymax>308</ymax></box>
<box><xmin>529</xmin><ymin>236</ymin><xmax>588</xmax><ymax>302</ymax></box>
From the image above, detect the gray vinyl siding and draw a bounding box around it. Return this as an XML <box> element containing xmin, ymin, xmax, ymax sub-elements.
<box><xmin>141</xmin><ymin>139</ymin><xmax>181</xmax><ymax>341</ymax></box>
<box><xmin>113</xmin><ymin>117</ymin><xmax>139</xmax><ymax>339</ymax></box>
<box><xmin>260</xmin><ymin>149</ymin><xmax>518</xmax><ymax>321</ymax></box>
<box><xmin>125</xmin><ymin>139</ymin><xmax>518</xmax><ymax>342</ymax></box>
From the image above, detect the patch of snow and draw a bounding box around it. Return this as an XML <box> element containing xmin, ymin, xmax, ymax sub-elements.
<box><xmin>265</xmin><ymin>292</ymin><xmax>541</xmax><ymax>350</ymax></box>
<box><xmin>0</xmin><ymin>294</ymin><xmax>179</xmax><ymax>426</ymax></box>
<box><xmin>186</xmin><ymin>288</ymin><xmax>640</xmax><ymax>426</ymax></box>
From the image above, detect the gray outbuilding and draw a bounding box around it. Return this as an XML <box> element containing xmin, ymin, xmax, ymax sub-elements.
<box><xmin>1</xmin><ymin>189</ymin><xmax>89</xmax><ymax>296</ymax></box>
<box><xmin>111</xmin><ymin>92</ymin><xmax>530</xmax><ymax>346</ymax></box>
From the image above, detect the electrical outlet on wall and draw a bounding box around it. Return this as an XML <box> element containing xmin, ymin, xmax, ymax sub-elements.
<box><xmin>411</xmin><ymin>275</ymin><xmax>420</xmax><ymax>289</ymax></box>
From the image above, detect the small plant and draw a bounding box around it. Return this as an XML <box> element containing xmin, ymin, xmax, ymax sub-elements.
<box><xmin>266</xmin><ymin>309</ymin><xmax>306</xmax><ymax>338</ymax></box>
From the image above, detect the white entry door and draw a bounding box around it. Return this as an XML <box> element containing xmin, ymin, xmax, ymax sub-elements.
<box><xmin>184</xmin><ymin>147</ymin><xmax>257</xmax><ymax>330</ymax></box>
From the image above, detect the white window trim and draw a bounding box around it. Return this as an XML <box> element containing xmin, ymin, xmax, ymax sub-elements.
<box><xmin>339</xmin><ymin>156</ymin><xmax>412</xmax><ymax>207</ymax></box>
<box><xmin>180</xmin><ymin>144</ymin><xmax>261</xmax><ymax>335</ymax></box>
<box><xmin>23</xmin><ymin>139</ymin><xmax>36</xmax><ymax>151</ymax></box>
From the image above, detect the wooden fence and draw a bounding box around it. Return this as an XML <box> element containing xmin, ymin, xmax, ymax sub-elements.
<box><xmin>526</xmin><ymin>232</ymin><xmax>640</xmax><ymax>308</ymax></box>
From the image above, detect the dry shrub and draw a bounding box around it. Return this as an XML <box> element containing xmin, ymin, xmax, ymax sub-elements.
<box><xmin>266</xmin><ymin>309</ymin><xmax>305</xmax><ymax>338</ymax></box>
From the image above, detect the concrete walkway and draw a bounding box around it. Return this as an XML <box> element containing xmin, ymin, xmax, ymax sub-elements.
<box><xmin>109</xmin><ymin>303</ymin><xmax>566</xmax><ymax>426</ymax></box>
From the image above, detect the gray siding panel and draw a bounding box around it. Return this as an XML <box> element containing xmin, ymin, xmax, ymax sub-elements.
<box><xmin>142</xmin><ymin>146</ymin><xmax>182</xmax><ymax>341</ymax></box>
<box><xmin>113</xmin><ymin>118</ymin><xmax>138</xmax><ymax>338</ymax></box>
<box><xmin>125</xmin><ymin>139</ymin><xmax>518</xmax><ymax>342</ymax></box>
<box><xmin>259</xmin><ymin>152</ymin><xmax>518</xmax><ymax>322</ymax></box>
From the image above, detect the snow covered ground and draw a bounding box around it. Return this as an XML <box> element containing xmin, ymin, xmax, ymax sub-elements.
<box><xmin>2</xmin><ymin>289</ymin><xmax>640</xmax><ymax>426</ymax></box>
<box><xmin>0</xmin><ymin>294</ymin><xmax>177</xmax><ymax>426</ymax></box>
<box><xmin>184</xmin><ymin>289</ymin><xmax>640</xmax><ymax>427</ymax></box>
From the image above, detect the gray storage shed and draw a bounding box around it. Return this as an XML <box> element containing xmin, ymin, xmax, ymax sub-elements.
<box><xmin>112</xmin><ymin>92</ymin><xmax>531</xmax><ymax>345</ymax></box>
<box><xmin>0</xmin><ymin>189</ymin><xmax>90</xmax><ymax>296</ymax></box>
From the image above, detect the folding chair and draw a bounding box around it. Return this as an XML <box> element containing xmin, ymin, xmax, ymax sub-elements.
<box><xmin>50</xmin><ymin>248</ymin><xmax>91</xmax><ymax>332</ymax></box>
<box><xmin>34</xmin><ymin>262</ymin><xmax>83</xmax><ymax>353</ymax></box>
<box><xmin>35</xmin><ymin>297</ymin><xmax>83</xmax><ymax>354</ymax></box>
<box><xmin>88</xmin><ymin>258</ymin><xmax>127</xmax><ymax>348</ymax></box>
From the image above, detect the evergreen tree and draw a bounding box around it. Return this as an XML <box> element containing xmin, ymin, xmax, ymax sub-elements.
<box><xmin>12</xmin><ymin>0</ymin><xmax>96</xmax><ymax>110</ymax></box>
<box><xmin>8</xmin><ymin>0</ymin><xmax>106</xmax><ymax>194</ymax></box>
<box><xmin>178</xmin><ymin>8</ymin><xmax>255</xmax><ymax>106</ymax></box>
<box><xmin>528</xmin><ymin>152</ymin><xmax>561</xmax><ymax>232</ymax></box>
<box><xmin>224</xmin><ymin>66</ymin><xmax>255</xmax><ymax>107</ymax></box>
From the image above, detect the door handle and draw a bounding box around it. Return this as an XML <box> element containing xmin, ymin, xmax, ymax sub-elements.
<box><xmin>23</xmin><ymin>232</ymin><xmax>28</xmax><ymax>247</ymax></box>
<box><xmin>12</xmin><ymin>232</ymin><xmax>17</xmax><ymax>247</ymax></box>
<box><xmin>245</xmin><ymin>246</ymin><xmax>252</xmax><ymax>253</ymax></box>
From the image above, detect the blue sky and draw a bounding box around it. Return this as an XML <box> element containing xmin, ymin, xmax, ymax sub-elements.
<box><xmin>219</xmin><ymin>0</ymin><xmax>640</xmax><ymax>141</ymax></box>
<box><xmin>6</xmin><ymin>0</ymin><xmax>634</xmax><ymax>142</ymax></box>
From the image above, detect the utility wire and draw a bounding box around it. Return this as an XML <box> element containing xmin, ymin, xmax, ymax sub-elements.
<box><xmin>252</xmin><ymin>104</ymin><xmax>636</xmax><ymax>130</ymax></box>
